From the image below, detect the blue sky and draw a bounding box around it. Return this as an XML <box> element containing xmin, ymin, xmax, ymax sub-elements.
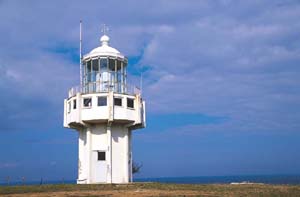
<box><xmin>0</xmin><ymin>0</ymin><xmax>300</xmax><ymax>182</ymax></box>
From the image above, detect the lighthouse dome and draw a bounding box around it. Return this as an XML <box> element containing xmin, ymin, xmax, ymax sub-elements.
<box><xmin>83</xmin><ymin>35</ymin><xmax>125</xmax><ymax>60</ymax></box>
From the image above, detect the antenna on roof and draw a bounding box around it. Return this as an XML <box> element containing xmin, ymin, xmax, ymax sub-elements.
<box><xmin>80</xmin><ymin>20</ymin><xmax>83</xmax><ymax>88</ymax></box>
<box><xmin>101</xmin><ymin>24</ymin><xmax>110</xmax><ymax>35</ymax></box>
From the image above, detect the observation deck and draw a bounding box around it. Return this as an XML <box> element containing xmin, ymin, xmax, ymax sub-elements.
<box><xmin>68</xmin><ymin>80</ymin><xmax>140</xmax><ymax>98</ymax></box>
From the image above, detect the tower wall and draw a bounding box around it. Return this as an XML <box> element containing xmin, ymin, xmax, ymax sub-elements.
<box><xmin>78</xmin><ymin>130</ymin><xmax>87</xmax><ymax>183</ymax></box>
<box><xmin>76</xmin><ymin>124</ymin><xmax>131</xmax><ymax>184</ymax></box>
<box><xmin>111</xmin><ymin>125</ymin><xmax>130</xmax><ymax>183</ymax></box>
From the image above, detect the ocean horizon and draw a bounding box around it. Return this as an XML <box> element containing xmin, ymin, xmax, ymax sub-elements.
<box><xmin>1</xmin><ymin>175</ymin><xmax>300</xmax><ymax>186</ymax></box>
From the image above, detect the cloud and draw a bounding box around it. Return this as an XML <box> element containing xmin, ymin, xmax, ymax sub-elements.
<box><xmin>136</xmin><ymin>0</ymin><xmax>300</xmax><ymax>135</ymax></box>
<box><xmin>0</xmin><ymin>0</ymin><xmax>299</xmax><ymax>136</ymax></box>
<box><xmin>0</xmin><ymin>162</ymin><xmax>19</xmax><ymax>169</ymax></box>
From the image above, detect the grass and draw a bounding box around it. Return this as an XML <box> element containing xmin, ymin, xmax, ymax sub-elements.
<box><xmin>0</xmin><ymin>182</ymin><xmax>300</xmax><ymax>196</ymax></box>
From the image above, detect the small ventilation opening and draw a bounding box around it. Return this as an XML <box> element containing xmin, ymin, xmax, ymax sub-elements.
<box><xmin>127</xmin><ymin>98</ymin><xmax>134</xmax><ymax>108</ymax></box>
<box><xmin>114</xmin><ymin>97</ymin><xmax>122</xmax><ymax>106</ymax></box>
<box><xmin>83</xmin><ymin>98</ymin><xmax>92</xmax><ymax>107</ymax></box>
<box><xmin>98</xmin><ymin>96</ymin><xmax>107</xmax><ymax>106</ymax></box>
<box><xmin>98</xmin><ymin>151</ymin><xmax>106</xmax><ymax>161</ymax></box>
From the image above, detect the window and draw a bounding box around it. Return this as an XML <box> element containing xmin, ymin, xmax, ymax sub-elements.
<box><xmin>127</xmin><ymin>98</ymin><xmax>134</xmax><ymax>108</ymax></box>
<box><xmin>86</xmin><ymin>60</ymin><xmax>91</xmax><ymax>82</ymax></box>
<box><xmin>92</xmin><ymin>59</ymin><xmax>99</xmax><ymax>72</ymax></box>
<box><xmin>83</xmin><ymin>98</ymin><xmax>92</xmax><ymax>107</ymax></box>
<box><xmin>73</xmin><ymin>99</ymin><xmax>77</xmax><ymax>109</ymax></box>
<box><xmin>117</xmin><ymin>60</ymin><xmax>122</xmax><ymax>70</ymax></box>
<box><xmin>114</xmin><ymin>97</ymin><xmax>122</xmax><ymax>106</ymax></box>
<box><xmin>91</xmin><ymin>59</ymin><xmax>99</xmax><ymax>81</ymax></box>
<box><xmin>109</xmin><ymin>58</ymin><xmax>115</xmax><ymax>71</ymax></box>
<box><xmin>98</xmin><ymin>96</ymin><xmax>107</xmax><ymax>106</ymax></box>
<box><xmin>100</xmin><ymin>58</ymin><xmax>108</xmax><ymax>71</ymax></box>
<box><xmin>68</xmin><ymin>101</ymin><xmax>71</xmax><ymax>113</ymax></box>
<box><xmin>98</xmin><ymin>151</ymin><xmax>106</xmax><ymax>161</ymax></box>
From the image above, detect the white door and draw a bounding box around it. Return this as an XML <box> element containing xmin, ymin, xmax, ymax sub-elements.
<box><xmin>92</xmin><ymin>151</ymin><xmax>107</xmax><ymax>183</ymax></box>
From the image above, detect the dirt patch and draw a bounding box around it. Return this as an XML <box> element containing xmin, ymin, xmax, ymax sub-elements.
<box><xmin>1</xmin><ymin>183</ymin><xmax>300</xmax><ymax>197</ymax></box>
<box><xmin>1</xmin><ymin>189</ymin><xmax>202</xmax><ymax>197</ymax></box>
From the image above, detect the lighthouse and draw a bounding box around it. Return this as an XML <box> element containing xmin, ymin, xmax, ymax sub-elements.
<box><xmin>63</xmin><ymin>28</ymin><xmax>146</xmax><ymax>184</ymax></box>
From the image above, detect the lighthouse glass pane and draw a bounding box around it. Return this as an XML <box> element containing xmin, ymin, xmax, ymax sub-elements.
<box><xmin>109</xmin><ymin>58</ymin><xmax>115</xmax><ymax>71</ymax></box>
<box><xmin>117</xmin><ymin>71</ymin><xmax>122</xmax><ymax>93</ymax></box>
<box><xmin>117</xmin><ymin>60</ymin><xmax>121</xmax><ymax>70</ymax></box>
<box><xmin>123</xmin><ymin>62</ymin><xmax>127</xmax><ymax>93</ymax></box>
<box><xmin>92</xmin><ymin>59</ymin><xmax>99</xmax><ymax>71</ymax></box>
<box><xmin>100</xmin><ymin>58</ymin><xmax>108</xmax><ymax>72</ymax></box>
<box><xmin>86</xmin><ymin>60</ymin><xmax>91</xmax><ymax>82</ymax></box>
<box><xmin>123</xmin><ymin>62</ymin><xmax>127</xmax><ymax>80</ymax></box>
<box><xmin>91</xmin><ymin>59</ymin><xmax>98</xmax><ymax>83</ymax></box>
<box><xmin>82</xmin><ymin>61</ymin><xmax>85</xmax><ymax>74</ymax></box>
<box><xmin>108</xmin><ymin>58</ymin><xmax>116</xmax><ymax>91</ymax></box>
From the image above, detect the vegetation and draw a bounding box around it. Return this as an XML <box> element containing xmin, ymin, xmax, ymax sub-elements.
<box><xmin>132</xmin><ymin>161</ymin><xmax>143</xmax><ymax>174</ymax></box>
<box><xmin>0</xmin><ymin>183</ymin><xmax>300</xmax><ymax>196</ymax></box>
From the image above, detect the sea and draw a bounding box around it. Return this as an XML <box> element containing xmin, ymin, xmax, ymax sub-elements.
<box><xmin>135</xmin><ymin>175</ymin><xmax>300</xmax><ymax>185</ymax></box>
<box><xmin>1</xmin><ymin>175</ymin><xmax>300</xmax><ymax>186</ymax></box>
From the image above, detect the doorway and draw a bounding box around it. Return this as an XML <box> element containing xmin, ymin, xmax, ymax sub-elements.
<box><xmin>92</xmin><ymin>151</ymin><xmax>107</xmax><ymax>183</ymax></box>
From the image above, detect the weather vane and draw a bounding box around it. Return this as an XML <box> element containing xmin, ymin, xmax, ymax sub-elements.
<box><xmin>101</xmin><ymin>24</ymin><xmax>110</xmax><ymax>35</ymax></box>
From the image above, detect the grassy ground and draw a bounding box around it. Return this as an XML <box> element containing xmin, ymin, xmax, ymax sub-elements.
<box><xmin>0</xmin><ymin>183</ymin><xmax>300</xmax><ymax>196</ymax></box>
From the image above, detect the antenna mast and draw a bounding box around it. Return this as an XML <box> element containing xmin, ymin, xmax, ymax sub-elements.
<box><xmin>79</xmin><ymin>20</ymin><xmax>83</xmax><ymax>89</ymax></box>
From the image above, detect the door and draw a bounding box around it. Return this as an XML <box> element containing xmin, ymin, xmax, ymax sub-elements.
<box><xmin>92</xmin><ymin>151</ymin><xmax>107</xmax><ymax>183</ymax></box>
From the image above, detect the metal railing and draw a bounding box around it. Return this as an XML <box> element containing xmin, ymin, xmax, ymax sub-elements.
<box><xmin>68</xmin><ymin>82</ymin><xmax>140</xmax><ymax>98</ymax></box>
<box><xmin>83</xmin><ymin>71</ymin><xmax>126</xmax><ymax>82</ymax></box>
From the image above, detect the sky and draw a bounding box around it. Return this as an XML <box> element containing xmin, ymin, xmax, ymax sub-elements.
<box><xmin>0</xmin><ymin>0</ymin><xmax>300</xmax><ymax>182</ymax></box>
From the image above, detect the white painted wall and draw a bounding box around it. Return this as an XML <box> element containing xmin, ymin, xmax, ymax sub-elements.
<box><xmin>111</xmin><ymin>125</ymin><xmax>126</xmax><ymax>183</ymax></box>
<box><xmin>91</xmin><ymin>150</ymin><xmax>107</xmax><ymax>183</ymax></box>
<box><xmin>77</xmin><ymin>130</ymin><xmax>87</xmax><ymax>184</ymax></box>
<box><xmin>65</xmin><ymin>92</ymin><xmax>144</xmax><ymax>184</ymax></box>
<box><xmin>64</xmin><ymin>93</ymin><xmax>144</xmax><ymax>127</ymax></box>
<box><xmin>75</xmin><ymin>123</ymin><xmax>132</xmax><ymax>183</ymax></box>
<box><xmin>91</xmin><ymin>125</ymin><xmax>107</xmax><ymax>151</ymax></box>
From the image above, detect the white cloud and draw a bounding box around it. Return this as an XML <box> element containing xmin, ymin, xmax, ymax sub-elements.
<box><xmin>0</xmin><ymin>0</ymin><xmax>299</xmax><ymax>134</ymax></box>
<box><xmin>0</xmin><ymin>162</ymin><xmax>18</xmax><ymax>169</ymax></box>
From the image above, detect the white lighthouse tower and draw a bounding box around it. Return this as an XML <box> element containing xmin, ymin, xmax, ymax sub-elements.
<box><xmin>63</xmin><ymin>28</ymin><xmax>146</xmax><ymax>184</ymax></box>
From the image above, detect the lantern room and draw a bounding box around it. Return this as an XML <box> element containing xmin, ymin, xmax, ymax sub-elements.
<box><xmin>82</xmin><ymin>34</ymin><xmax>128</xmax><ymax>94</ymax></box>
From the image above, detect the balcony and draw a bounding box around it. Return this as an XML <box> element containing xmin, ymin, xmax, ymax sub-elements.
<box><xmin>68</xmin><ymin>82</ymin><xmax>141</xmax><ymax>98</ymax></box>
